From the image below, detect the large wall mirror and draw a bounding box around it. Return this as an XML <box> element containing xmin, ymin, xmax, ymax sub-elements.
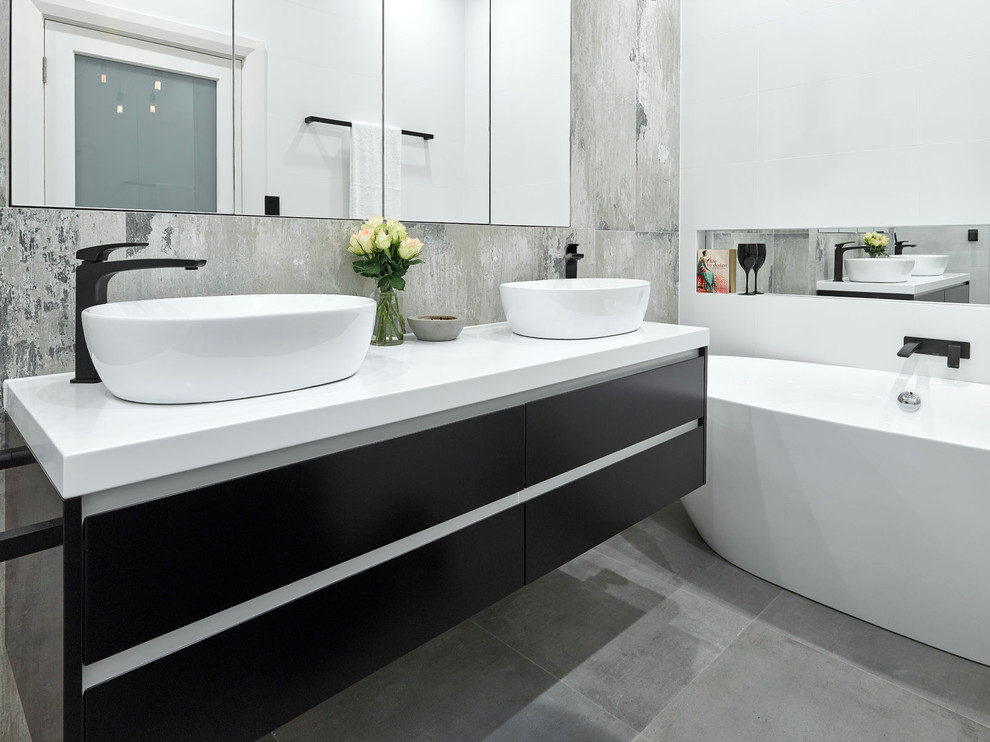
<box><xmin>10</xmin><ymin>0</ymin><xmax>571</xmax><ymax>226</ymax></box>
<box><xmin>703</xmin><ymin>225</ymin><xmax>988</xmax><ymax>306</ymax></box>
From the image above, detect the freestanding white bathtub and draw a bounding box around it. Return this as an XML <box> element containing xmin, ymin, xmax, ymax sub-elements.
<box><xmin>684</xmin><ymin>355</ymin><xmax>990</xmax><ymax>665</ymax></box>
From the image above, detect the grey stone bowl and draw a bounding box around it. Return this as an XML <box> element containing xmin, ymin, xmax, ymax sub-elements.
<box><xmin>407</xmin><ymin>315</ymin><xmax>467</xmax><ymax>342</ymax></box>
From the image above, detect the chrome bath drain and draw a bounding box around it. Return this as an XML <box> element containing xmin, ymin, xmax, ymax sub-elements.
<box><xmin>897</xmin><ymin>391</ymin><xmax>921</xmax><ymax>412</ymax></box>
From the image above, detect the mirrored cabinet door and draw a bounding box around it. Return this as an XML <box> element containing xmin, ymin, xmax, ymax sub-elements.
<box><xmin>491</xmin><ymin>0</ymin><xmax>570</xmax><ymax>227</ymax></box>
<box><xmin>234</xmin><ymin>0</ymin><xmax>384</xmax><ymax>219</ymax></box>
<box><xmin>11</xmin><ymin>0</ymin><xmax>235</xmax><ymax>213</ymax></box>
<box><xmin>11</xmin><ymin>0</ymin><xmax>572</xmax><ymax>227</ymax></box>
<box><xmin>383</xmin><ymin>0</ymin><xmax>490</xmax><ymax>224</ymax></box>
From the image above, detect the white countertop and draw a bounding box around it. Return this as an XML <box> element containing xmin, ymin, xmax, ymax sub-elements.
<box><xmin>3</xmin><ymin>322</ymin><xmax>708</xmax><ymax>503</ymax></box>
<box><xmin>816</xmin><ymin>273</ymin><xmax>970</xmax><ymax>296</ymax></box>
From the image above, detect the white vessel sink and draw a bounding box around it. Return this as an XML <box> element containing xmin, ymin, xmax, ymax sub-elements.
<box><xmin>844</xmin><ymin>257</ymin><xmax>915</xmax><ymax>283</ymax></box>
<box><xmin>906</xmin><ymin>254</ymin><xmax>949</xmax><ymax>276</ymax></box>
<box><xmin>499</xmin><ymin>278</ymin><xmax>650</xmax><ymax>339</ymax></box>
<box><xmin>82</xmin><ymin>294</ymin><xmax>376</xmax><ymax>404</ymax></box>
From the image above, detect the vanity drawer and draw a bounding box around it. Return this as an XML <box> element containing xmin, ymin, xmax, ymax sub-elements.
<box><xmin>525</xmin><ymin>426</ymin><xmax>705</xmax><ymax>583</ymax></box>
<box><xmin>82</xmin><ymin>406</ymin><xmax>524</xmax><ymax>664</ymax></box>
<box><xmin>525</xmin><ymin>355</ymin><xmax>705</xmax><ymax>484</ymax></box>
<box><xmin>83</xmin><ymin>507</ymin><xmax>525</xmax><ymax>742</ymax></box>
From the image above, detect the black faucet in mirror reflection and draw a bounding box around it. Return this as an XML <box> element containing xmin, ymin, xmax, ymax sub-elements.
<box><xmin>73</xmin><ymin>242</ymin><xmax>206</xmax><ymax>384</ymax></box>
<box><xmin>892</xmin><ymin>232</ymin><xmax>917</xmax><ymax>255</ymax></box>
<box><xmin>832</xmin><ymin>241</ymin><xmax>862</xmax><ymax>282</ymax></box>
<box><xmin>737</xmin><ymin>243</ymin><xmax>766</xmax><ymax>294</ymax></box>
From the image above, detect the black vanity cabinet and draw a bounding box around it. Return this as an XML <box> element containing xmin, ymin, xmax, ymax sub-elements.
<box><xmin>524</xmin><ymin>358</ymin><xmax>706</xmax><ymax>581</ymax></box>
<box><xmin>57</xmin><ymin>352</ymin><xmax>707</xmax><ymax>741</ymax></box>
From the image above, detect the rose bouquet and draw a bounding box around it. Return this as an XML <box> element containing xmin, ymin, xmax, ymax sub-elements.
<box><xmin>347</xmin><ymin>217</ymin><xmax>424</xmax><ymax>345</ymax></box>
<box><xmin>862</xmin><ymin>231</ymin><xmax>889</xmax><ymax>258</ymax></box>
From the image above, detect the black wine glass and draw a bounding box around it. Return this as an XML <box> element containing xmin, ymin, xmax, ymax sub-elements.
<box><xmin>752</xmin><ymin>243</ymin><xmax>767</xmax><ymax>294</ymax></box>
<box><xmin>737</xmin><ymin>244</ymin><xmax>758</xmax><ymax>295</ymax></box>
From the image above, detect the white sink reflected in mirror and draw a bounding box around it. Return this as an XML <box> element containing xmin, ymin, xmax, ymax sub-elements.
<box><xmin>82</xmin><ymin>294</ymin><xmax>376</xmax><ymax>404</ymax></box>
<box><xmin>844</xmin><ymin>257</ymin><xmax>915</xmax><ymax>283</ymax></box>
<box><xmin>906</xmin><ymin>254</ymin><xmax>949</xmax><ymax>276</ymax></box>
<box><xmin>500</xmin><ymin>278</ymin><xmax>651</xmax><ymax>339</ymax></box>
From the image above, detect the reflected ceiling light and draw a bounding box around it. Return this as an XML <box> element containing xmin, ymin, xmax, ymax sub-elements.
<box><xmin>154</xmin><ymin>79</ymin><xmax>161</xmax><ymax>91</ymax></box>
<box><xmin>149</xmin><ymin>92</ymin><xmax>157</xmax><ymax>113</ymax></box>
<box><xmin>100</xmin><ymin>73</ymin><xmax>107</xmax><ymax>84</ymax></box>
<box><xmin>115</xmin><ymin>91</ymin><xmax>124</xmax><ymax>115</ymax></box>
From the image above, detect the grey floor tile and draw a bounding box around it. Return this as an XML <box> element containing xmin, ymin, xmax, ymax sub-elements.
<box><xmin>475</xmin><ymin>549</ymin><xmax>751</xmax><ymax>732</ymax></box>
<box><xmin>758</xmin><ymin>589</ymin><xmax>990</xmax><ymax>727</ymax></box>
<box><xmin>640</xmin><ymin>623</ymin><xmax>990</xmax><ymax>742</ymax></box>
<box><xmin>271</xmin><ymin>620</ymin><xmax>638</xmax><ymax>742</ymax></box>
<box><xmin>595</xmin><ymin>502</ymin><xmax>781</xmax><ymax>618</ymax></box>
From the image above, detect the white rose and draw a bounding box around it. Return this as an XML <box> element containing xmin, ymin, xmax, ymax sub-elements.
<box><xmin>362</xmin><ymin>216</ymin><xmax>384</xmax><ymax>231</ymax></box>
<box><xmin>355</xmin><ymin>229</ymin><xmax>373</xmax><ymax>253</ymax></box>
<box><xmin>347</xmin><ymin>234</ymin><xmax>365</xmax><ymax>255</ymax></box>
<box><xmin>398</xmin><ymin>237</ymin><xmax>423</xmax><ymax>260</ymax></box>
<box><xmin>375</xmin><ymin>230</ymin><xmax>391</xmax><ymax>251</ymax></box>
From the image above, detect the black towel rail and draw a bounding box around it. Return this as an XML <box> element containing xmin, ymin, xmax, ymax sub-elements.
<box><xmin>0</xmin><ymin>444</ymin><xmax>63</xmax><ymax>562</ymax></box>
<box><xmin>304</xmin><ymin>116</ymin><xmax>434</xmax><ymax>141</ymax></box>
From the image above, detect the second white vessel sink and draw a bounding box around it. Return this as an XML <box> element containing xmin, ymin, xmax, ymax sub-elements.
<box><xmin>844</xmin><ymin>257</ymin><xmax>915</xmax><ymax>283</ymax></box>
<box><xmin>907</xmin><ymin>254</ymin><xmax>949</xmax><ymax>276</ymax></box>
<box><xmin>500</xmin><ymin>278</ymin><xmax>651</xmax><ymax>339</ymax></box>
<box><xmin>82</xmin><ymin>294</ymin><xmax>376</xmax><ymax>404</ymax></box>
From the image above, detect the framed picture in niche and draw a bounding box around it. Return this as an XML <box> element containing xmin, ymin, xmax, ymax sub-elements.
<box><xmin>697</xmin><ymin>249</ymin><xmax>736</xmax><ymax>294</ymax></box>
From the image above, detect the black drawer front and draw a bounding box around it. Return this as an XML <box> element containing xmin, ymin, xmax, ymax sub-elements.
<box><xmin>83</xmin><ymin>407</ymin><xmax>524</xmax><ymax>664</ymax></box>
<box><xmin>525</xmin><ymin>355</ymin><xmax>705</xmax><ymax>485</ymax></box>
<box><xmin>83</xmin><ymin>508</ymin><xmax>525</xmax><ymax>742</ymax></box>
<box><xmin>525</xmin><ymin>426</ymin><xmax>705</xmax><ymax>583</ymax></box>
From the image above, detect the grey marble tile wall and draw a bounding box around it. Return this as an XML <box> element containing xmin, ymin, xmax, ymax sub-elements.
<box><xmin>0</xmin><ymin>0</ymin><xmax>681</xmax><ymax>736</ymax></box>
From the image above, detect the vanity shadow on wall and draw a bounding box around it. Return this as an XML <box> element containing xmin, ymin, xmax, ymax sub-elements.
<box><xmin>10</xmin><ymin>0</ymin><xmax>571</xmax><ymax>226</ymax></box>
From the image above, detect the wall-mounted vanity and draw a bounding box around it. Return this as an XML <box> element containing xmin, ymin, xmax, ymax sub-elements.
<box><xmin>11</xmin><ymin>0</ymin><xmax>571</xmax><ymax>226</ymax></box>
<box><xmin>3</xmin><ymin>323</ymin><xmax>708</xmax><ymax>741</ymax></box>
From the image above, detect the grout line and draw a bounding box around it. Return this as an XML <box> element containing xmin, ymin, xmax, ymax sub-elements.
<box><xmin>754</xmin><ymin>609</ymin><xmax>990</xmax><ymax>731</ymax></box>
<box><xmin>467</xmin><ymin>618</ymin><xmax>640</xmax><ymax>735</ymax></box>
<box><xmin>635</xmin><ymin>611</ymin><xmax>758</xmax><ymax>737</ymax></box>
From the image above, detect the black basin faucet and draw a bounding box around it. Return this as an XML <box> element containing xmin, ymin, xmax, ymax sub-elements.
<box><xmin>564</xmin><ymin>243</ymin><xmax>584</xmax><ymax>279</ymax></box>
<box><xmin>832</xmin><ymin>241</ymin><xmax>862</xmax><ymax>282</ymax></box>
<box><xmin>73</xmin><ymin>242</ymin><xmax>207</xmax><ymax>384</ymax></box>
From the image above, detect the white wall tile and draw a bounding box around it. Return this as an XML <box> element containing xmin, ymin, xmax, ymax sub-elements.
<box><xmin>917</xmin><ymin>139</ymin><xmax>990</xmax><ymax>224</ymax></box>
<box><xmin>681</xmin><ymin>31</ymin><xmax>758</xmax><ymax>108</ymax></box>
<box><xmin>916</xmin><ymin>0</ymin><xmax>990</xmax><ymax>64</ymax></box>
<box><xmin>681</xmin><ymin>163</ymin><xmax>762</xmax><ymax>229</ymax></box>
<box><xmin>681</xmin><ymin>0</ymin><xmax>990</xmax><ymax>383</ymax></box>
<box><xmin>681</xmin><ymin>94</ymin><xmax>760</xmax><ymax>168</ymax></box>
<box><xmin>757</xmin><ymin>0</ymin><xmax>920</xmax><ymax>92</ymax></box>
<box><xmin>758</xmin><ymin>148</ymin><xmax>919</xmax><ymax>227</ymax></box>
<box><xmin>915</xmin><ymin>55</ymin><xmax>990</xmax><ymax>145</ymax></box>
<box><xmin>758</xmin><ymin>69</ymin><xmax>918</xmax><ymax>160</ymax></box>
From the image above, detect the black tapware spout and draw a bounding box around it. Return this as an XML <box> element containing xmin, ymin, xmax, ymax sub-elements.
<box><xmin>72</xmin><ymin>243</ymin><xmax>207</xmax><ymax>384</ymax></box>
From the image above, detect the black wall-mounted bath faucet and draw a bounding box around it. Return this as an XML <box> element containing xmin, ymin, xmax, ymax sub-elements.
<box><xmin>73</xmin><ymin>242</ymin><xmax>207</xmax><ymax>384</ymax></box>
<box><xmin>564</xmin><ymin>243</ymin><xmax>584</xmax><ymax>279</ymax></box>
<box><xmin>897</xmin><ymin>336</ymin><xmax>970</xmax><ymax>369</ymax></box>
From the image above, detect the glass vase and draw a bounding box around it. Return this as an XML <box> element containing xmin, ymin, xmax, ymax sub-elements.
<box><xmin>370</xmin><ymin>287</ymin><xmax>405</xmax><ymax>346</ymax></box>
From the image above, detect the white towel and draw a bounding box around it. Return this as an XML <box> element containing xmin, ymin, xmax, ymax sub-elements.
<box><xmin>349</xmin><ymin>122</ymin><xmax>402</xmax><ymax>220</ymax></box>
